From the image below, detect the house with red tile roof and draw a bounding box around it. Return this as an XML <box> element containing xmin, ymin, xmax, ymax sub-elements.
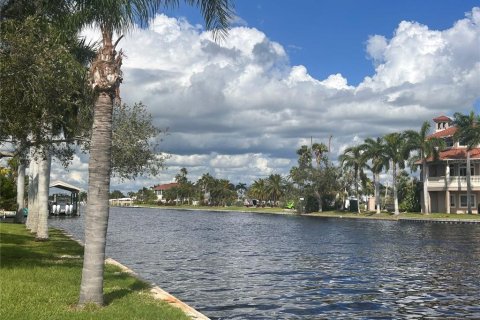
<box><xmin>152</xmin><ymin>183</ymin><xmax>178</xmax><ymax>202</ymax></box>
<box><xmin>424</xmin><ymin>115</ymin><xmax>480</xmax><ymax>213</ymax></box>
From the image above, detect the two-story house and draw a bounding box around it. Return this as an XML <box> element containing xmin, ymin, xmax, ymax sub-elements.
<box><xmin>424</xmin><ymin>115</ymin><xmax>480</xmax><ymax>214</ymax></box>
<box><xmin>152</xmin><ymin>182</ymin><xmax>178</xmax><ymax>202</ymax></box>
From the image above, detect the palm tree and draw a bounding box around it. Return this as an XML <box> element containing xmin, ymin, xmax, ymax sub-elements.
<box><xmin>175</xmin><ymin>167</ymin><xmax>190</xmax><ymax>204</ymax></box>
<box><xmin>339</xmin><ymin>145</ymin><xmax>366</xmax><ymax>214</ymax></box>
<box><xmin>26</xmin><ymin>154</ymin><xmax>39</xmax><ymax>232</ymax></box>
<box><xmin>266</xmin><ymin>174</ymin><xmax>284</xmax><ymax>206</ymax></box>
<box><xmin>249</xmin><ymin>178</ymin><xmax>267</xmax><ymax>204</ymax></box>
<box><xmin>311</xmin><ymin>142</ymin><xmax>328</xmax><ymax>167</ymax></box>
<box><xmin>35</xmin><ymin>149</ymin><xmax>51</xmax><ymax>240</ymax></box>
<box><xmin>296</xmin><ymin>145</ymin><xmax>312</xmax><ymax>169</ymax></box>
<box><xmin>197</xmin><ymin>173</ymin><xmax>215</xmax><ymax>204</ymax></box>
<box><xmin>210</xmin><ymin>179</ymin><xmax>235</xmax><ymax>206</ymax></box>
<box><xmin>453</xmin><ymin>111</ymin><xmax>480</xmax><ymax>214</ymax></box>
<box><xmin>360</xmin><ymin>137</ymin><xmax>388</xmax><ymax>214</ymax></box>
<box><xmin>15</xmin><ymin>158</ymin><xmax>26</xmax><ymax>223</ymax></box>
<box><xmin>403</xmin><ymin>121</ymin><xmax>445</xmax><ymax>214</ymax></box>
<box><xmin>383</xmin><ymin>133</ymin><xmax>407</xmax><ymax>215</ymax></box>
<box><xmin>235</xmin><ymin>182</ymin><xmax>247</xmax><ymax>201</ymax></box>
<box><xmin>69</xmin><ymin>1</ymin><xmax>233</xmax><ymax>306</ymax></box>
<box><xmin>21</xmin><ymin>151</ymin><xmax>51</xmax><ymax>241</ymax></box>
<box><xmin>337</xmin><ymin>165</ymin><xmax>354</xmax><ymax>210</ymax></box>
<box><xmin>4</xmin><ymin>155</ymin><xmax>27</xmax><ymax>223</ymax></box>
<box><xmin>311</xmin><ymin>142</ymin><xmax>329</xmax><ymax>212</ymax></box>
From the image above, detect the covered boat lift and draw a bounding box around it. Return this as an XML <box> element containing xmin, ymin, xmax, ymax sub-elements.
<box><xmin>49</xmin><ymin>180</ymin><xmax>81</xmax><ymax>215</ymax></box>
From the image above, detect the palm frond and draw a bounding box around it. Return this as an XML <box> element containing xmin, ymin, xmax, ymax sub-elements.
<box><xmin>453</xmin><ymin>111</ymin><xmax>480</xmax><ymax>150</ymax></box>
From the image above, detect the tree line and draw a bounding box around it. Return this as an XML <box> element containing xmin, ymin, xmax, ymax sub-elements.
<box><xmin>107</xmin><ymin>112</ymin><xmax>479</xmax><ymax>215</ymax></box>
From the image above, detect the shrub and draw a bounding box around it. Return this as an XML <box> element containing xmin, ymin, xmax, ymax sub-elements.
<box><xmin>305</xmin><ymin>195</ymin><xmax>319</xmax><ymax>213</ymax></box>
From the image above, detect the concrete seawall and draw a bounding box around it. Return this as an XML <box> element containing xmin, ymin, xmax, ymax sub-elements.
<box><xmin>105</xmin><ymin>258</ymin><xmax>210</xmax><ymax>320</ymax></box>
<box><xmin>398</xmin><ymin>218</ymin><xmax>480</xmax><ymax>224</ymax></box>
<box><xmin>62</xmin><ymin>231</ymin><xmax>210</xmax><ymax>320</ymax></box>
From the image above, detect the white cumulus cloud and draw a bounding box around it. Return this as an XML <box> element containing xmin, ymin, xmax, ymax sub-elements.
<box><xmin>60</xmin><ymin>8</ymin><xmax>480</xmax><ymax>193</ymax></box>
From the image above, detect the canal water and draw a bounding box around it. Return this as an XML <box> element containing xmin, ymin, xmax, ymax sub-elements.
<box><xmin>50</xmin><ymin>208</ymin><xmax>480</xmax><ymax>319</ymax></box>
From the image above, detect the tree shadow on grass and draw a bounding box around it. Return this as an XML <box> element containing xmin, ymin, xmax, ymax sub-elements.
<box><xmin>0</xmin><ymin>245</ymin><xmax>46</xmax><ymax>267</ymax></box>
<box><xmin>2</xmin><ymin>226</ymin><xmax>155</xmax><ymax>308</ymax></box>
<box><xmin>0</xmin><ymin>231</ymin><xmax>31</xmax><ymax>245</ymax></box>
<box><xmin>1</xmin><ymin>228</ymin><xmax>83</xmax><ymax>269</ymax></box>
<box><xmin>1</xmin><ymin>245</ymin><xmax>84</xmax><ymax>270</ymax></box>
<box><xmin>103</xmin><ymin>271</ymin><xmax>151</xmax><ymax>306</ymax></box>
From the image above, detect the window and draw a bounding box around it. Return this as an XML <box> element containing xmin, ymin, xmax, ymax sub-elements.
<box><xmin>459</xmin><ymin>165</ymin><xmax>474</xmax><ymax>176</ymax></box>
<box><xmin>449</xmin><ymin>164</ymin><xmax>456</xmax><ymax>176</ymax></box>
<box><xmin>460</xmin><ymin>194</ymin><xmax>476</xmax><ymax>208</ymax></box>
<box><xmin>450</xmin><ymin>194</ymin><xmax>455</xmax><ymax>207</ymax></box>
<box><xmin>429</xmin><ymin>165</ymin><xmax>437</xmax><ymax>177</ymax></box>
<box><xmin>458</xmin><ymin>138</ymin><xmax>467</xmax><ymax>147</ymax></box>
<box><xmin>445</xmin><ymin>137</ymin><xmax>454</xmax><ymax>148</ymax></box>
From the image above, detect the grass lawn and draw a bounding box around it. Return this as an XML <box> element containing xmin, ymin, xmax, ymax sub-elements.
<box><xmin>0</xmin><ymin>224</ymin><xmax>189</xmax><ymax>320</ymax></box>
<box><xmin>136</xmin><ymin>204</ymin><xmax>480</xmax><ymax>220</ymax></box>
<box><xmin>139</xmin><ymin>204</ymin><xmax>295</xmax><ymax>214</ymax></box>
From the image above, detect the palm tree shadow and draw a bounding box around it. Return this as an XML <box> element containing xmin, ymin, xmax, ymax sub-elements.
<box><xmin>103</xmin><ymin>272</ymin><xmax>151</xmax><ymax>306</ymax></box>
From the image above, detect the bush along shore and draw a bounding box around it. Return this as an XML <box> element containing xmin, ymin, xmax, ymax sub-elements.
<box><xmin>0</xmin><ymin>224</ymin><xmax>191</xmax><ymax>320</ymax></box>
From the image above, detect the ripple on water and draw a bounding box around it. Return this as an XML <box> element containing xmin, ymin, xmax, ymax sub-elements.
<box><xmin>50</xmin><ymin>209</ymin><xmax>480</xmax><ymax>320</ymax></box>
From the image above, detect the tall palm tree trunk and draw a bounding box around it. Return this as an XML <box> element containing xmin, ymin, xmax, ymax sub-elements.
<box><xmin>73</xmin><ymin>0</ymin><xmax>232</xmax><ymax>306</ymax></box>
<box><xmin>393</xmin><ymin>162</ymin><xmax>400</xmax><ymax>215</ymax></box>
<box><xmin>79</xmin><ymin>27</ymin><xmax>119</xmax><ymax>305</ymax></box>
<box><xmin>79</xmin><ymin>92</ymin><xmax>114</xmax><ymax>305</ymax></box>
<box><xmin>422</xmin><ymin>158</ymin><xmax>429</xmax><ymax>214</ymax></box>
<box><xmin>15</xmin><ymin>162</ymin><xmax>25</xmax><ymax>223</ymax></box>
<box><xmin>466</xmin><ymin>151</ymin><xmax>472</xmax><ymax>214</ymax></box>
<box><xmin>355</xmin><ymin>168</ymin><xmax>360</xmax><ymax>214</ymax></box>
<box><xmin>36</xmin><ymin>151</ymin><xmax>51</xmax><ymax>240</ymax></box>
<box><xmin>25</xmin><ymin>157</ymin><xmax>35</xmax><ymax>230</ymax></box>
<box><xmin>383</xmin><ymin>182</ymin><xmax>389</xmax><ymax>209</ymax></box>
<box><xmin>314</xmin><ymin>190</ymin><xmax>322</xmax><ymax>212</ymax></box>
<box><xmin>26</xmin><ymin>154</ymin><xmax>39</xmax><ymax>232</ymax></box>
<box><xmin>374</xmin><ymin>172</ymin><xmax>380</xmax><ymax>214</ymax></box>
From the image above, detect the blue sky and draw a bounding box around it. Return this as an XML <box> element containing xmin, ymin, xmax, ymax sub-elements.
<box><xmin>55</xmin><ymin>2</ymin><xmax>480</xmax><ymax>191</ymax></box>
<box><xmin>166</xmin><ymin>0</ymin><xmax>479</xmax><ymax>85</ymax></box>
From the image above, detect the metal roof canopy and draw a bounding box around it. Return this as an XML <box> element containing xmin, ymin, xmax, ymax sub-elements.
<box><xmin>49</xmin><ymin>180</ymin><xmax>81</xmax><ymax>193</ymax></box>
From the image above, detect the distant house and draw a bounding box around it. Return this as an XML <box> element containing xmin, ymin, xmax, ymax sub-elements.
<box><xmin>422</xmin><ymin>115</ymin><xmax>480</xmax><ymax>213</ymax></box>
<box><xmin>109</xmin><ymin>198</ymin><xmax>134</xmax><ymax>207</ymax></box>
<box><xmin>152</xmin><ymin>183</ymin><xmax>178</xmax><ymax>202</ymax></box>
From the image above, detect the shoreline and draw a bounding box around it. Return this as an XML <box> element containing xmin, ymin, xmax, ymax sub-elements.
<box><xmin>105</xmin><ymin>258</ymin><xmax>210</xmax><ymax>320</ymax></box>
<box><xmin>303</xmin><ymin>213</ymin><xmax>480</xmax><ymax>224</ymax></box>
<box><xmin>121</xmin><ymin>205</ymin><xmax>480</xmax><ymax>224</ymax></box>
<box><xmin>61</xmin><ymin>230</ymin><xmax>210</xmax><ymax>320</ymax></box>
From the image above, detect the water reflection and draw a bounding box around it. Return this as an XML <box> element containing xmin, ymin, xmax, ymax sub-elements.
<box><xmin>50</xmin><ymin>208</ymin><xmax>480</xmax><ymax>319</ymax></box>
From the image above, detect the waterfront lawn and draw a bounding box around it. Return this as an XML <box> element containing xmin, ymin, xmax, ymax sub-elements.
<box><xmin>140</xmin><ymin>204</ymin><xmax>480</xmax><ymax>220</ymax></box>
<box><xmin>0</xmin><ymin>224</ymin><xmax>189</xmax><ymax>320</ymax></box>
<box><xmin>144</xmin><ymin>204</ymin><xmax>296</xmax><ymax>214</ymax></box>
<box><xmin>305</xmin><ymin>210</ymin><xmax>480</xmax><ymax>220</ymax></box>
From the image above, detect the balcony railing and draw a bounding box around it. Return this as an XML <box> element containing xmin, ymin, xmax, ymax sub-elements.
<box><xmin>427</xmin><ymin>175</ymin><xmax>480</xmax><ymax>189</ymax></box>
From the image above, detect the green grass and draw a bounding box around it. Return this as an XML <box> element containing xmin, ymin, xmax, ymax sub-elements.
<box><xmin>136</xmin><ymin>204</ymin><xmax>480</xmax><ymax>220</ymax></box>
<box><xmin>0</xmin><ymin>224</ymin><xmax>189</xmax><ymax>320</ymax></box>
<box><xmin>138</xmin><ymin>204</ymin><xmax>295</xmax><ymax>214</ymax></box>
